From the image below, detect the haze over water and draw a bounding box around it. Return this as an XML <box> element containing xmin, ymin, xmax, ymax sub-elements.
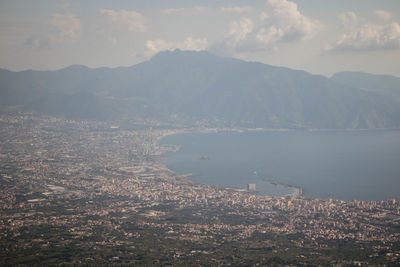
<box><xmin>161</xmin><ymin>130</ymin><xmax>400</xmax><ymax>201</ymax></box>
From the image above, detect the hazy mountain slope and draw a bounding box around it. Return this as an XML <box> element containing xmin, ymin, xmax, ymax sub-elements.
<box><xmin>0</xmin><ymin>66</ymin><xmax>109</xmax><ymax>105</ymax></box>
<box><xmin>332</xmin><ymin>71</ymin><xmax>400</xmax><ymax>102</ymax></box>
<box><xmin>1</xmin><ymin>50</ymin><xmax>400</xmax><ymax>128</ymax></box>
<box><xmin>117</xmin><ymin>50</ymin><xmax>400</xmax><ymax>128</ymax></box>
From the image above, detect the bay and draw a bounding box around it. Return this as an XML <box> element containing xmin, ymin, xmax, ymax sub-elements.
<box><xmin>160</xmin><ymin>130</ymin><xmax>400</xmax><ymax>201</ymax></box>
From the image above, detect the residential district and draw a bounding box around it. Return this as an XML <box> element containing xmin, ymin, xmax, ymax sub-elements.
<box><xmin>0</xmin><ymin>114</ymin><xmax>399</xmax><ymax>266</ymax></box>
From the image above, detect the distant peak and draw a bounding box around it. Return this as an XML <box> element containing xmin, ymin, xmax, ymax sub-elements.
<box><xmin>150</xmin><ymin>49</ymin><xmax>217</xmax><ymax>62</ymax></box>
<box><xmin>63</xmin><ymin>64</ymin><xmax>89</xmax><ymax>70</ymax></box>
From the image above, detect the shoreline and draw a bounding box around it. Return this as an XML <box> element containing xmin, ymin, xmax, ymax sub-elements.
<box><xmin>261</xmin><ymin>178</ymin><xmax>304</xmax><ymax>197</ymax></box>
<box><xmin>155</xmin><ymin>127</ymin><xmax>307</xmax><ymax>198</ymax></box>
<box><xmin>155</xmin><ymin>127</ymin><xmax>400</xmax><ymax>201</ymax></box>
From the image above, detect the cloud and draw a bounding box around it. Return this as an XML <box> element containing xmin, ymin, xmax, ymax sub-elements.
<box><xmin>145</xmin><ymin>37</ymin><xmax>208</xmax><ymax>57</ymax></box>
<box><xmin>51</xmin><ymin>13</ymin><xmax>81</xmax><ymax>40</ymax></box>
<box><xmin>374</xmin><ymin>10</ymin><xmax>391</xmax><ymax>21</ymax></box>
<box><xmin>264</xmin><ymin>0</ymin><xmax>322</xmax><ymax>42</ymax></box>
<box><xmin>211</xmin><ymin>0</ymin><xmax>322</xmax><ymax>55</ymax></box>
<box><xmin>24</xmin><ymin>35</ymin><xmax>52</xmax><ymax>50</ymax></box>
<box><xmin>220</xmin><ymin>6</ymin><xmax>252</xmax><ymax>14</ymax></box>
<box><xmin>326</xmin><ymin>22</ymin><xmax>400</xmax><ymax>52</ymax></box>
<box><xmin>100</xmin><ymin>9</ymin><xmax>147</xmax><ymax>32</ymax></box>
<box><xmin>339</xmin><ymin>12</ymin><xmax>358</xmax><ymax>26</ymax></box>
<box><xmin>161</xmin><ymin>7</ymin><xmax>209</xmax><ymax>15</ymax></box>
<box><xmin>229</xmin><ymin>18</ymin><xmax>254</xmax><ymax>42</ymax></box>
<box><xmin>24</xmin><ymin>12</ymin><xmax>80</xmax><ymax>50</ymax></box>
<box><xmin>259</xmin><ymin>12</ymin><xmax>269</xmax><ymax>21</ymax></box>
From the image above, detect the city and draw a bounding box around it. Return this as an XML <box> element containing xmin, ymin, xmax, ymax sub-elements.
<box><xmin>1</xmin><ymin>114</ymin><xmax>399</xmax><ymax>265</ymax></box>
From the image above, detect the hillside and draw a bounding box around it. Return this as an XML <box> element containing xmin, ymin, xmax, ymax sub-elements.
<box><xmin>1</xmin><ymin>50</ymin><xmax>400</xmax><ymax>128</ymax></box>
<box><xmin>332</xmin><ymin>71</ymin><xmax>400</xmax><ymax>103</ymax></box>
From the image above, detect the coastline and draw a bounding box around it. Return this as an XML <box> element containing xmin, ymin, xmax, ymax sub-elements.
<box><xmin>156</xmin><ymin>127</ymin><xmax>306</xmax><ymax>198</ymax></box>
<box><xmin>261</xmin><ymin>178</ymin><xmax>304</xmax><ymax>197</ymax></box>
<box><xmin>156</xmin><ymin>127</ymin><xmax>400</xmax><ymax>201</ymax></box>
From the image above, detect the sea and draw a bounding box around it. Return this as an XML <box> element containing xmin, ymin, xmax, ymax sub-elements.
<box><xmin>159</xmin><ymin>129</ymin><xmax>400</xmax><ymax>201</ymax></box>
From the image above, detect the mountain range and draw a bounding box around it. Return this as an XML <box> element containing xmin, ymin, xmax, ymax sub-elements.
<box><xmin>1</xmin><ymin>49</ymin><xmax>400</xmax><ymax>129</ymax></box>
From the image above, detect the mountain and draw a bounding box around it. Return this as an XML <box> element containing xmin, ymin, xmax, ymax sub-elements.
<box><xmin>0</xmin><ymin>65</ymin><xmax>151</xmax><ymax>121</ymax></box>
<box><xmin>1</xmin><ymin>49</ymin><xmax>400</xmax><ymax>129</ymax></box>
<box><xmin>331</xmin><ymin>71</ymin><xmax>400</xmax><ymax>103</ymax></box>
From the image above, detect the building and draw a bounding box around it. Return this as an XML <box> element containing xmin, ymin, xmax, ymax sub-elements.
<box><xmin>247</xmin><ymin>183</ymin><xmax>256</xmax><ymax>191</ymax></box>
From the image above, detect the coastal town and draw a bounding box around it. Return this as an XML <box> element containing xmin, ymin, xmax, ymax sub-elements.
<box><xmin>1</xmin><ymin>114</ymin><xmax>400</xmax><ymax>266</ymax></box>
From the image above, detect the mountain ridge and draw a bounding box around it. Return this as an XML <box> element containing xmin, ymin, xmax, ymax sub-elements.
<box><xmin>331</xmin><ymin>71</ymin><xmax>400</xmax><ymax>103</ymax></box>
<box><xmin>1</xmin><ymin>49</ymin><xmax>400</xmax><ymax>129</ymax></box>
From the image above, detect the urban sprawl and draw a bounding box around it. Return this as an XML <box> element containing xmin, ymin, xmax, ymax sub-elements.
<box><xmin>0</xmin><ymin>114</ymin><xmax>399</xmax><ymax>266</ymax></box>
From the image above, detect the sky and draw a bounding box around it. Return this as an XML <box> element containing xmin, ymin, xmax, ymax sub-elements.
<box><xmin>0</xmin><ymin>0</ymin><xmax>399</xmax><ymax>77</ymax></box>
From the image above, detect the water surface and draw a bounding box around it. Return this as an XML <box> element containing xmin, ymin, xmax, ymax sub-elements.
<box><xmin>160</xmin><ymin>130</ymin><xmax>400</xmax><ymax>201</ymax></box>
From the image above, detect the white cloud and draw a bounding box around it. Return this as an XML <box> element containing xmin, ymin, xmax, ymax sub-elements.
<box><xmin>51</xmin><ymin>13</ymin><xmax>81</xmax><ymax>40</ymax></box>
<box><xmin>24</xmin><ymin>35</ymin><xmax>52</xmax><ymax>50</ymax></box>
<box><xmin>256</xmin><ymin>26</ymin><xmax>283</xmax><ymax>47</ymax></box>
<box><xmin>220</xmin><ymin>6</ymin><xmax>252</xmax><ymax>14</ymax></box>
<box><xmin>260</xmin><ymin>12</ymin><xmax>270</xmax><ymax>21</ymax></box>
<box><xmin>161</xmin><ymin>7</ymin><xmax>209</xmax><ymax>15</ymax></box>
<box><xmin>100</xmin><ymin>9</ymin><xmax>147</xmax><ymax>32</ymax></box>
<box><xmin>339</xmin><ymin>12</ymin><xmax>358</xmax><ymax>26</ymax></box>
<box><xmin>374</xmin><ymin>9</ymin><xmax>391</xmax><ymax>21</ymax></box>
<box><xmin>211</xmin><ymin>0</ymin><xmax>322</xmax><ymax>54</ymax></box>
<box><xmin>209</xmin><ymin>18</ymin><xmax>258</xmax><ymax>55</ymax></box>
<box><xmin>228</xmin><ymin>18</ymin><xmax>254</xmax><ymax>42</ymax></box>
<box><xmin>24</xmin><ymin>12</ymin><xmax>80</xmax><ymax>50</ymax></box>
<box><xmin>264</xmin><ymin>0</ymin><xmax>322</xmax><ymax>42</ymax></box>
<box><xmin>145</xmin><ymin>37</ymin><xmax>208</xmax><ymax>57</ymax></box>
<box><xmin>326</xmin><ymin>22</ymin><xmax>400</xmax><ymax>52</ymax></box>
